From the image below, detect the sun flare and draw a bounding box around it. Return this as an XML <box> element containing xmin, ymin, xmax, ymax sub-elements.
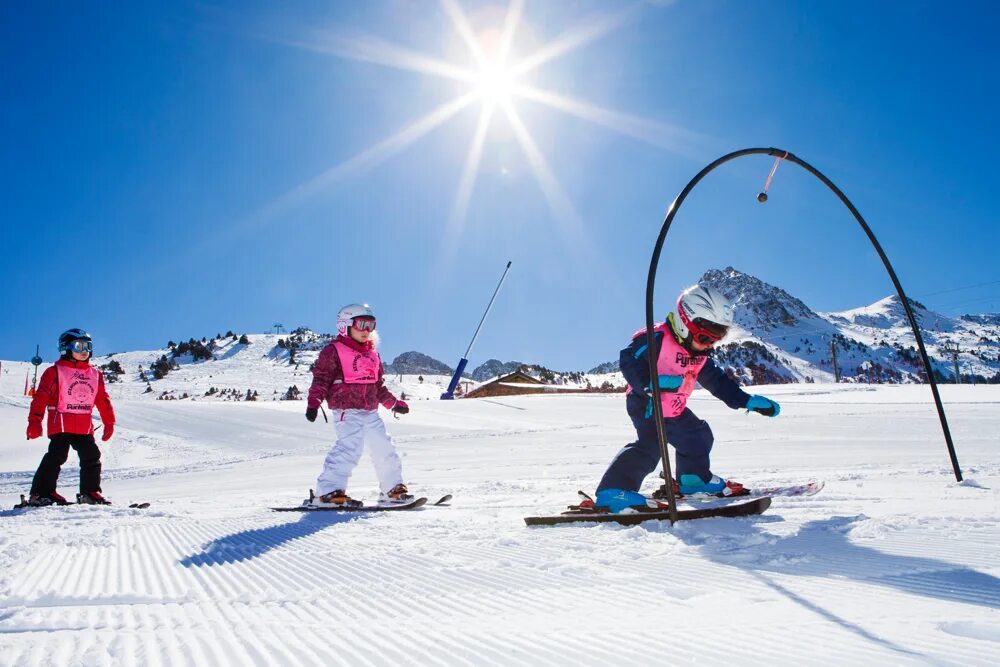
<box><xmin>474</xmin><ymin>60</ymin><xmax>515</xmax><ymax>105</ymax></box>
<box><xmin>260</xmin><ymin>1</ymin><xmax>699</xmax><ymax>243</ymax></box>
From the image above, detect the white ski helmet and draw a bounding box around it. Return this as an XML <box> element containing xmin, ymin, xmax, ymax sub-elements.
<box><xmin>673</xmin><ymin>284</ymin><xmax>733</xmax><ymax>346</ymax></box>
<box><xmin>337</xmin><ymin>303</ymin><xmax>375</xmax><ymax>335</ymax></box>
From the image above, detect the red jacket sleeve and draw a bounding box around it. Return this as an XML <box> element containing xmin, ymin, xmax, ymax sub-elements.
<box><xmin>376</xmin><ymin>362</ymin><xmax>398</xmax><ymax>409</ymax></box>
<box><xmin>28</xmin><ymin>367</ymin><xmax>56</xmax><ymax>425</ymax></box>
<box><xmin>307</xmin><ymin>345</ymin><xmax>340</xmax><ymax>409</ymax></box>
<box><xmin>95</xmin><ymin>374</ymin><xmax>116</xmax><ymax>427</ymax></box>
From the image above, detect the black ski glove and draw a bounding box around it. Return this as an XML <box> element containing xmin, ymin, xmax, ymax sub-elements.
<box><xmin>305</xmin><ymin>407</ymin><xmax>318</xmax><ymax>422</ymax></box>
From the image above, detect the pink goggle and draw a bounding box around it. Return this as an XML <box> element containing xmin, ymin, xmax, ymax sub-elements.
<box><xmin>352</xmin><ymin>317</ymin><xmax>376</xmax><ymax>332</ymax></box>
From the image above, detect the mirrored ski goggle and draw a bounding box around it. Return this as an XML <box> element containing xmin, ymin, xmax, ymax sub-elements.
<box><xmin>67</xmin><ymin>340</ymin><xmax>93</xmax><ymax>353</ymax></box>
<box><xmin>690</xmin><ymin>318</ymin><xmax>728</xmax><ymax>345</ymax></box>
<box><xmin>352</xmin><ymin>317</ymin><xmax>376</xmax><ymax>332</ymax></box>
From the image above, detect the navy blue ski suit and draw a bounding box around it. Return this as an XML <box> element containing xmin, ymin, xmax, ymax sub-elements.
<box><xmin>596</xmin><ymin>328</ymin><xmax>753</xmax><ymax>493</ymax></box>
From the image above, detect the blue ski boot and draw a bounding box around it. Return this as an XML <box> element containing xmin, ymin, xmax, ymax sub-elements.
<box><xmin>678</xmin><ymin>474</ymin><xmax>748</xmax><ymax>498</ymax></box>
<box><xmin>594</xmin><ymin>488</ymin><xmax>664</xmax><ymax>514</ymax></box>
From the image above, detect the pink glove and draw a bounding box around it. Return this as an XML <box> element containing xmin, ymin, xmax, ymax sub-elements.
<box><xmin>392</xmin><ymin>400</ymin><xmax>409</xmax><ymax>415</ymax></box>
<box><xmin>27</xmin><ymin>422</ymin><xmax>42</xmax><ymax>440</ymax></box>
<box><xmin>101</xmin><ymin>424</ymin><xmax>114</xmax><ymax>442</ymax></box>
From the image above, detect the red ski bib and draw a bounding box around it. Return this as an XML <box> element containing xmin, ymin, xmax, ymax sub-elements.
<box><xmin>56</xmin><ymin>364</ymin><xmax>100</xmax><ymax>414</ymax></box>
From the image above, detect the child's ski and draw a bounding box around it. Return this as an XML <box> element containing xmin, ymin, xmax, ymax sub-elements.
<box><xmin>11</xmin><ymin>495</ymin><xmax>150</xmax><ymax>510</ymax></box>
<box><xmin>524</xmin><ymin>496</ymin><xmax>771</xmax><ymax>526</ymax></box>
<box><xmin>272</xmin><ymin>497</ymin><xmax>428</xmax><ymax>512</ymax></box>
<box><xmin>652</xmin><ymin>478</ymin><xmax>824</xmax><ymax>501</ymax></box>
<box><xmin>750</xmin><ymin>479</ymin><xmax>824</xmax><ymax>498</ymax></box>
<box><xmin>432</xmin><ymin>494</ymin><xmax>452</xmax><ymax>506</ymax></box>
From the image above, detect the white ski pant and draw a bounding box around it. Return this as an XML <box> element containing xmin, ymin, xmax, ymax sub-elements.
<box><xmin>315</xmin><ymin>409</ymin><xmax>403</xmax><ymax>496</ymax></box>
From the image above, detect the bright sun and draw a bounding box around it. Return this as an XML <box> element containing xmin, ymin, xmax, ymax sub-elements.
<box><xmin>265</xmin><ymin>1</ymin><xmax>683</xmax><ymax>237</ymax></box>
<box><xmin>474</xmin><ymin>60</ymin><xmax>515</xmax><ymax>104</ymax></box>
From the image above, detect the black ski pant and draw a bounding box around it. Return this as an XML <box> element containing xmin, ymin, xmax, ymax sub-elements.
<box><xmin>30</xmin><ymin>432</ymin><xmax>102</xmax><ymax>496</ymax></box>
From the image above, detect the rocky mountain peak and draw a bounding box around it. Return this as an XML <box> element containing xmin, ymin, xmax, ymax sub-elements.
<box><xmin>699</xmin><ymin>266</ymin><xmax>818</xmax><ymax>330</ymax></box>
<box><xmin>385</xmin><ymin>351</ymin><xmax>454</xmax><ymax>376</ymax></box>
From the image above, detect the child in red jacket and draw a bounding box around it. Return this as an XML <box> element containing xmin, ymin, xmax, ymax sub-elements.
<box><xmin>24</xmin><ymin>328</ymin><xmax>116</xmax><ymax>506</ymax></box>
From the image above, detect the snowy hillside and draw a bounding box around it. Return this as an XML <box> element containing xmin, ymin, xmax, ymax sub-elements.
<box><xmin>0</xmin><ymin>333</ymin><xmax>461</xmax><ymax>406</ymax></box>
<box><xmin>703</xmin><ymin>267</ymin><xmax>1000</xmax><ymax>385</ymax></box>
<box><xmin>0</xmin><ymin>332</ymin><xmax>624</xmax><ymax>405</ymax></box>
<box><xmin>1</xmin><ymin>384</ymin><xmax>998</xmax><ymax>664</ymax></box>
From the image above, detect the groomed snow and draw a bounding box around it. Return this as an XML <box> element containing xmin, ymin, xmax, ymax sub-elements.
<box><xmin>1</xmin><ymin>383</ymin><xmax>998</xmax><ymax>665</ymax></box>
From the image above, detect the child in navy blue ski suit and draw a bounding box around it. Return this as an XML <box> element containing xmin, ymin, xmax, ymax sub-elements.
<box><xmin>595</xmin><ymin>284</ymin><xmax>781</xmax><ymax>513</ymax></box>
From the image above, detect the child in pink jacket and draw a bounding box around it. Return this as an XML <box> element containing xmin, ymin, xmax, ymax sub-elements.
<box><xmin>305</xmin><ymin>303</ymin><xmax>410</xmax><ymax>507</ymax></box>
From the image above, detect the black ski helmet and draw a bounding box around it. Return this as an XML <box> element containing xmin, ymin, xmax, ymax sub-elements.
<box><xmin>58</xmin><ymin>328</ymin><xmax>93</xmax><ymax>356</ymax></box>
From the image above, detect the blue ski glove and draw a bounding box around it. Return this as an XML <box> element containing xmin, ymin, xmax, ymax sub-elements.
<box><xmin>746</xmin><ymin>395</ymin><xmax>780</xmax><ymax>417</ymax></box>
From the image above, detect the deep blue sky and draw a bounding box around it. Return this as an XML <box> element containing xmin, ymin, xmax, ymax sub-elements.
<box><xmin>2</xmin><ymin>1</ymin><xmax>998</xmax><ymax>369</ymax></box>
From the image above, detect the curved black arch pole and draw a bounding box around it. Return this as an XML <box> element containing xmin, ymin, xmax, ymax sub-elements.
<box><xmin>646</xmin><ymin>147</ymin><xmax>963</xmax><ymax>523</ymax></box>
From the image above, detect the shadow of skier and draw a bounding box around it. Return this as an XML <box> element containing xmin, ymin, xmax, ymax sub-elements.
<box><xmin>668</xmin><ymin>513</ymin><xmax>1000</xmax><ymax>660</ymax></box>
<box><xmin>178</xmin><ymin>511</ymin><xmax>362</xmax><ymax>567</ymax></box>
<box><xmin>675</xmin><ymin>514</ymin><xmax>1000</xmax><ymax>608</ymax></box>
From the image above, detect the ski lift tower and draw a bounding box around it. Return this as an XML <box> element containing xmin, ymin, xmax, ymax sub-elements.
<box><xmin>29</xmin><ymin>345</ymin><xmax>43</xmax><ymax>396</ymax></box>
<box><xmin>441</xmin><ymin>261</ymin><xmax>512</xmax><ymax>400</ymax></box>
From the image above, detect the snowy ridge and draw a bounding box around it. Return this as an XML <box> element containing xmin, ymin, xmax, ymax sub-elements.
<box><xmin>2</xmin><ymin>270</ymin><xmax>995</xmax><ymax>403</ymax></box>
<box><xmin>702</xmin><ymin>267</ymin><xmax>1000</xmax><ymax>384</ymax></box>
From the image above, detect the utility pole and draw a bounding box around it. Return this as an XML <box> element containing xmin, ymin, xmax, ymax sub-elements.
<box><xmin>830</xmin><ymin>339</ymin><xmax>840</xmax><ymax>383</ymax></box>
<box><xmin>942</xmin><ymin>342</ymin><xmax>961</xmax><ymax>384</ymax></box>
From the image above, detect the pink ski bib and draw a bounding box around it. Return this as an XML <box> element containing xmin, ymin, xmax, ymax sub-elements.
<box><xmin>56</xmin><ymin>364</ymin><xmax>100</xmax><ymax>414</ymax></box>
<box><xmin>333</xmin><ymin>341</ymin><xmax>380</xmax><ymax>384</ymax></box>
<box><xmin>630</xmin><ymin>323</ymin><xmax>708</xmax><ymax>418</ymax></box>
<box><xmin>655</xmin><ymin>324</ymin><xmax>708</xmax><ymax>417</ymax></box>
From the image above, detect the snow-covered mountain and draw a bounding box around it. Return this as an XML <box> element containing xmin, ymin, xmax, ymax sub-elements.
<box><xmin>582</xmin><ymin>268</ymin><xmax>998</xmax><ymax>386</ymax></box>
<box><xmin>467</xmin><ymin>358</ymin><xmax>526</xmax><ymax>381</ymax></box>
<box><xmin>383</xmin><ymin>351</ymin><xmax>454</xmax><ymax>376</ymax></box>
<box><xmin>2</xmin><ymin>267</ymin><xmax>996</xmax><ymax>400</ymax></box>
<box><xmin>701</xmin><ymin>267</ymin><xmax>1000</xmax><ymax>384</ymax></box>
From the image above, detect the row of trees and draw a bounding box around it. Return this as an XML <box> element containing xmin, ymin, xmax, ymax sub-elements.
<box><xmin>100</xmin><ymin>359</ymin><xmax>125</xmax><ymax>383</ymax></box>
<box><xmin>203</xmin><ymin>387</ymin><xmax>259</xmax><ymax>401</ymax></box>
<box><xmin>144</xmin><ymin>333</ymin><xmax>252</xmax><ymax>381</ymax></box>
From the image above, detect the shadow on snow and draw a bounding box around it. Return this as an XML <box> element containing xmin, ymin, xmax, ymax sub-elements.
<box><xmin>178</xmin><ymin>512</ymin><xmax>362</xmax><ymax>567</ymax></box>
<box><xmin>666</xmin><ymin>513</ymin><xmax>1000</xmax><ymax>660</ymax></box>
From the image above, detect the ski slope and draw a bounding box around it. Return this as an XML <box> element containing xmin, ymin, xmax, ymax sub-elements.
<box><xmin>1</xmin><ymin>383</ymin><xmax>998</xmax><ymax>665</ymax></box>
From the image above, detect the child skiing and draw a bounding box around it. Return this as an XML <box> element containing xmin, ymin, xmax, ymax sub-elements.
<box><xmin>595</xmin><ymin>284</ymin><xmax>781</xmax><ymax>513</ymax></box>
<box><xmin>305</xmin><ymin>303</ymin><xmax>411</xmax><ymax>507</ymax></box>
<box><xmin>24</xmin><ymin>328</ymin><xmax>116</xmax><ymax>506</ymax></box>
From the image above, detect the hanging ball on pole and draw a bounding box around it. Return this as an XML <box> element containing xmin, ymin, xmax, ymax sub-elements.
<box><xmin>757</xmin><ymin>192</ymin><xmax>768</xmax><ymax>203</ymax></box>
